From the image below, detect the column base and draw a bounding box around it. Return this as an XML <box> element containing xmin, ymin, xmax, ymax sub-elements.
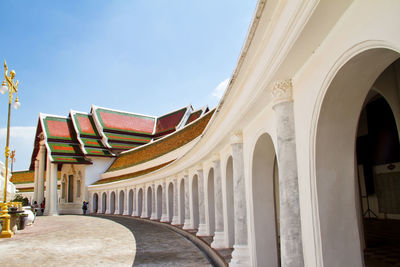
<box><xmin>171</xmin><ymin>215</ymin><xmax>180</xmax><ymax>225</ymax></box>
<box><xmin>131</xmin><ymin>211</ymin><xmax>137</xmax><ymax>217</ymax></box>
<box><xmin>140</xmin><ymin>213</ymin><xmax>149</xmax><ymax>219</ymax></box>
<box><xmin>123</xmin><ymin>210</ymin><xmax>129</xmax><ymax>216</ymax></box>
<box><xmin>47</xmin><ymin>211</ymin><xmax>59</xmax><ymax>216</ymax></box>
<box><xmin>196</xmin><ymin>223</ymin><xmax>208</xmax><ymax>236</ymax></box>
<box><xmin>182</xmin><ymin>219</ymin><xmax>192</xmax><ymax>229</ymax></box>
<box><xmin>229</xmin><ymin>244</ymin><xmax>250</xmax><ymax>267</ymax></box>
<box><xmin>150</xmin><ymin>212</ymin><xmax>157</xmax><ymax>220</ymax></box>
<box><xmin>160</xmin><ymin>214</ymin><xmax>169</xmax><ymax>222</ymax></box>
<box><xmin>105</xmin><ymin>209</ymin><xmax>111</xmax><ymax>214</ymax></box>
<box><xmin>211</xmin><ymin>231</ymin><xmax>226</xmax><ymax>249</ymax></box>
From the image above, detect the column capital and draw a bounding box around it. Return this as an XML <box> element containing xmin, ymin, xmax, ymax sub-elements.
<box><xmin>211</xmin><ymin>153</ymin><xmax>220</xmax><ymax>163</ymax></box>
<box><xmin>195</xmin><ymin>163</ymin><xmax>203</xmax><ymax>172</ymax></box>
<box><xmin>271</xmin><ymin>79</ymin><xmax>293</xmax><ymax>107</ymax></box>
<box><xmin>230</xmin><ymin>131</ymin><xmax>243</xmax><ymax>145</ymax></box>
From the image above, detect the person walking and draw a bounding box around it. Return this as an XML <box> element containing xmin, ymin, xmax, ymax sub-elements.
<box><xmin>82</xmin><ymin>201</ymin><xmax>88</xmax><ymax>215</ymax></box>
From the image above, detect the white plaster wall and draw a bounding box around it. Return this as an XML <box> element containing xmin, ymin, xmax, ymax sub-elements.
<box><xmin>293</xmin><ymin>1</ymin><xmax>400</xmax><ymax>266</ymax></box>
<box><xmin>83</xmin><ymin>1</ymin><xmax>400</xmax><ymax>266</ymax></box>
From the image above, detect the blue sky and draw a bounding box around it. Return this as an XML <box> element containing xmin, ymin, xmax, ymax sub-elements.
<box><xmin>0</xmin><ymin>1</ymin><xmax>257</xmax><ymax>171</ymax></box>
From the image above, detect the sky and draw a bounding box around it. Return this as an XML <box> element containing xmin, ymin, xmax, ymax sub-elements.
<box><xmin>0</xmin><ymin>0</ymin><xmax>257</xmax><ymax>171</ymax></box>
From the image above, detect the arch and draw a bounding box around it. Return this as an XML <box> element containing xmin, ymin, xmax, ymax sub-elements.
<box><xmin>251</xmin><ymin>133</ymin><xmax>279</xmax><ymax>267</ymax></box>
<box><xmin>110</xmin><ymin>191</ymin><xmax>116</xmax><ymax>214</ymax></box>
<box><xmin>67</xmin><ymin>174</ymin><xmax>74</xmax><ymax>203</ymax></box>
<box><xmin>61</xmin><ymin>174</ymin><xmax>67</xmax><ymax>200</ymax></box>
<box><xmin>191</xmin><ymin>174</ymin><xmax>199</xmax><ymax>229</ymax></box>
<box><xmin>207</xmin><ymin>168</ymin><xmax>215</xmax><ymax>235</ymax></box>
<box><xmin>157</xmin><ymin>185</ymin><xmax>162</xmax><ymax>220</ymax></box>
<box><xmin>225</xmin><ymin>156</ymin><xmax>235</xmax><ymax>247</ymax></box>
<box><xmin>168</xmin><ymin>182</ymin><xmax>174</xmax><ymax>221</ymax></box>
<box><xmin>137</xmin><ymin>188</ymin><xmax>143</xmax><ymax>217</ymax></box>
<box><xmin>179</xmin><ymin>178</ymin><xmax>185</xmax><ymax>224</ymax></box>
<box><xmin>147</xmin><ymin>186</ymin><xmax>152</xmax><ymax>218</ymax></box>
<box><xmin>313</xmin><ymin>48</ymin><xmax>400</xmax><ymax>266</ymax></box>
<box><xmin>93</xmin><ymin>193</ymin><xmax>98</xmax><ymax>213</ymax></box>
<box><xmin>101</xmin><ymin>192</ymin><xmax>107</xmax><ymax>213</ymax></box>
<box><xmin>76</xmin><ymin>171</ymin><xmax>82</xmax><ymax>198</ymax></box>
<box><xmin>119</xmin><ymin>190</ymin><xmax>124</xmax><ymax>215</ymax></box>
<box><xmin>128</xmin><ymin>189</ymin><xmax>134</xmax><ymax>215</ymax></box>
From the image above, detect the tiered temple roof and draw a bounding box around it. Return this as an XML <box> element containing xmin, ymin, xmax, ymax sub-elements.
<box><xmin>28</xmin><ymin>105</ymin><xmax>209</xmax><ymax>169</ymax></box>
<box><xmin>41</xmin><ymin>114</ymin><xmax>91</xmax><ymax>165</ymax></box>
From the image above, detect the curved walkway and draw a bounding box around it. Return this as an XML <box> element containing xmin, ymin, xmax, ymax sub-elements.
<box><xmin>0</xmin><ymin>215</ymin><xmax>213</xmax><ymax>266</ymax></box>
<box><xmin>95</xmin><ymin>214</ymin><xmax>213</xmax><ymax>266</ymax></box>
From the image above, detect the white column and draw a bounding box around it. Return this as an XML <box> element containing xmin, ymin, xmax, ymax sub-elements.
<box><xmin>105</xmin><ymin>191</ymin><xmax>111</xmax><ymax>214</ymax></box>
<box><xmin>272</xmin><ymin>79</ymin><xmax>304</xmax><ymax>267</ymax></box>
<box><xmin>196</xmin><ymin>168</ymin><xmax>207</xmax><ymax>236</ymax></box>
<box><xmin>230</xmin><ymin>132</ymin><xmax>250</xmax><ymax>267</ymax></box>
<box><xmin>183</xmin><ymin>174</ymin><xmax>192</xmax><ymax>229</ymax></box>
<box><xmin>160</xmin><ymin>182</ymin><xmax>168</xmax><ymax>222</ymax></box>
<box><xmin>43</xmin><ymin>153</ymin><xmax>51</xmax><ymax>215</ymax></box>
<box><xmin>33</xmin><ymin>160</ymin><xmax>39</xmax><ymax>202</ymax></box>
<box><xmin>37</xmin><ymin>145</ymin><xmax>46</xmax><ymax>207</ymax></box>
<box><xmin>151</xmin><ymin>184</ymin><xmax>157</xmax><ymax>220</ymax></box>
<box><xmin>211</xmin><ymin>156</ymin><xmax>225</xmax><ymax>248</ymax></box>
<box><xmin>141</xmin><ymin>186</ymin><xmax>147</xmax><ymax>218</ymax></box>
<box><xmin>113</xmin><ymin>190</ymin><xmax>119</xmax><ymax>214</ymax></box>
<box><xmin>171</xmin><ymin>179</ymin><xmax>180</xmax><ymax>225</ymax></box>
<box><xmin>48</xmin><ymin>163</ymin><xmax>59</xmax><ymax>216</ymax></box>
<box><xmin>99</xmin><ymin>192</ymin><xmax>103</xmax><ymax>213</ymax></box>
<box><xmin>123</xmin><ymin>188</ymin><xmax>129</xmax><ymax>215</ymax></box>
<box><xmin>132</xmin><ymin>188</ymin><xmax>137</xmax><ymax>216</ymax></box>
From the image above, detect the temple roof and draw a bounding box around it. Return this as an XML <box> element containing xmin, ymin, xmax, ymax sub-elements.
<box><xmin>70</xmin><ymin>111</ymin><xmax>113</xmax><ymax>157</ymax></box>
<box><xmin>41</xmin><ymin>114</ymin><xmax>92</xmax><ymax>165</ymax></box>
<box><xmin>29</xmin><ymin>104</ymin><xmax>210</xmax><ymax>169</ymax></box>
<box><xmin>11</xmin><ymin>170</ymin><xmax>61</xmax><ymax>184</ymax></box>
<box><xmin>154</xmin><ymin>106</ymin><xmax>191</xmax><ymax>137</ymax></box>
<box><xmin>106</xmin><ymin>109</ymin><xmax>215</xmax><ymax>173</ymax></box>
<box><xmin>185</xmin><ymin>106</ymin><xmax>209</xmax><ymax>126</ymax></box>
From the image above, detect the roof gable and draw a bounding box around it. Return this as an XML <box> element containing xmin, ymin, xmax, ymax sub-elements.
<box><xmin>94</xmin><ymin>106</ymin><xmax>155</xmax><ymax>135</ymax></box>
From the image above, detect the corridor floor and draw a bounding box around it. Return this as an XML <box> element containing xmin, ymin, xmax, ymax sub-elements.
<box><xmin>0</xmin><ymin>215</ymin><xmax>212</xmax><ymax>266</ymax></box>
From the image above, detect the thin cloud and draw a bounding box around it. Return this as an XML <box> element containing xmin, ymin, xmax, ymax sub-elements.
<box><xmin>212</xmin><ymin>78</ymin><xmax>230</xmax><ymax>99</ymax></box>
<box><xmin>0</xmin><ymin>126</ymin><xmax>36</xmax><ymax>171</ymax></box>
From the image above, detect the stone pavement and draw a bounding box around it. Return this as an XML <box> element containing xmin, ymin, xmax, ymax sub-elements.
<box><xmin>0</xmin><ymin>215</ymin><xmax>213</xmax><ymax>267</ymax></box>
<box><xmin>95</xmin><ymin>215</ymin><xmax>213</xmax><ymax>267</ymax></box>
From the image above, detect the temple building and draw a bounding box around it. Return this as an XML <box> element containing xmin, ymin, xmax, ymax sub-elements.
<box><xmin>11</xmin><ymin>0</ymin><xmax>400</xmax><ymax>266</ymax></box>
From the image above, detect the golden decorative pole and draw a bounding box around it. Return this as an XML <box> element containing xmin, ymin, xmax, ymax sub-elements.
<box><xmin>0</xmin><ymin>60</ymin><xmax>21</xmax><ymax>238</ymax></box>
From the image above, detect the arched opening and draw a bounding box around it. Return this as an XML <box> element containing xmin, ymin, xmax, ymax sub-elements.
<box><xmin>137</xmin><ymin>188</ymin><xmax>143</xmax><ymax>217</ymax></box>
<box><xmin>168</xmin><ymin>182</ymin><xmax>174</xmax><ymax>221</ymax></box>
<box><xmin>314</xmin><ymin>48</ymin><xmax>400</xmax><ymax>266</ymax></box>
<box><xmin>226</xmin><ymin>156</ymin><xmax>235</xmax><ymax>247</ymax></box>
<box><xmin>102</xmin><ymin>192</ymin><xmax>107</xmax><ymax>213</ymax></box>
<box><xmin>128</xmin><ymin>189</ymin><xmax>133</xmax><ymax>215</ymax></box>
<box><xmin>207</xmin><ymin>168</ymin><xmax>215</xmax><ymax>235</ymax></box>
<box><xmin>192</xmin><ymin>174</ymin><xmax>199</xmax><ymax>229</ymax></box>
<box><xmin>110</xmin><ymin>191</ymin><xmax>116</xmax><ymax>214</ymax></box>
<box><xmin>147</xmin><ymin>186</ymin><xmax>152</xmax><ymax>218</ymax></box>
<box><xmin>251</xmin><ymin>133</ymin><xmax>280</xmax><ymax>267</ymax></box>
<box><xmin>93</xmin><ymin>193</ymin><xmax>98</xmax><ymax>213</ymax></box>
<box><xmin>76</xmin><ymin>171</ymin><xmax>82</xmax><ymax>199</ymax></box>
<box><xmin>157</xmin><ymin>185</ymin><xmax>162</xmax><ymax>220</ymax></box>
<box><xmin>180</xmin><ymin>178</ymin><xmax>185</xmax><ymax>225</ymax></box>
<box><xmin>119</xmin><ymin>190</ymin><xmax>124</xmax><ymax>215</ymax></box>
<box><xmin>67</xmin><ymin>174</ymin><xmax>74</xmax><ymax>203</ymax></box>
<box><xmin>61</xmin><ymin>174</ymin><xmax>67</xmax><ymax>200</ymax></box>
